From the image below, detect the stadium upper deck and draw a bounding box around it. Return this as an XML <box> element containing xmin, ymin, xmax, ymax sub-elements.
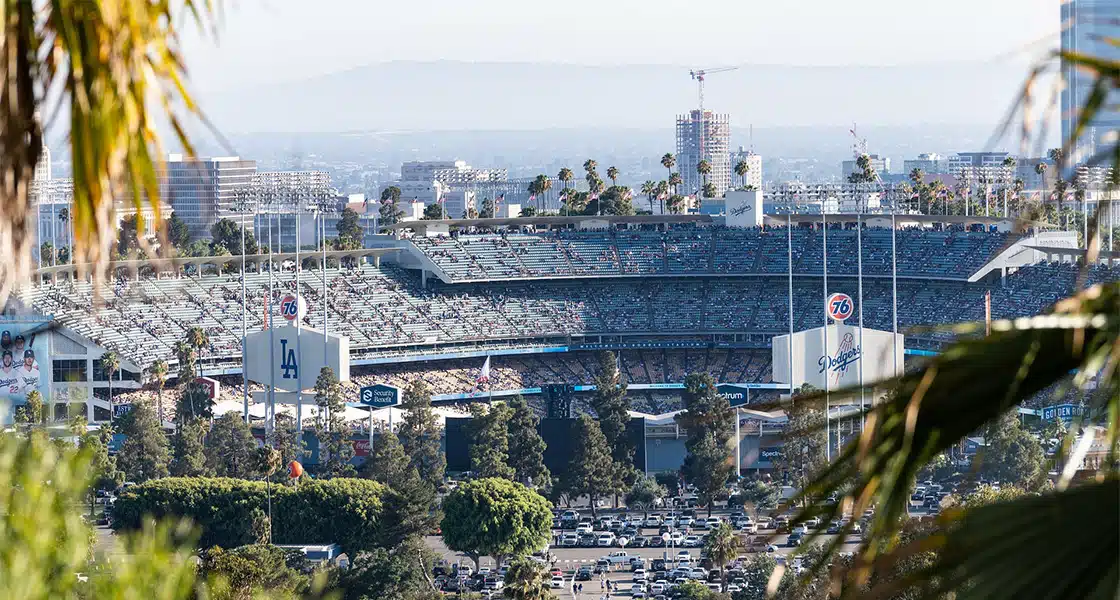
<box><xmin>406</xmin><ymin>226</ymin><xmax>1019</xmax><ymax>282</ymax></box>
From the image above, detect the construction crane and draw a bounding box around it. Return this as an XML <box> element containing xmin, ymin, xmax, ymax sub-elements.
<box><xmin>689</xmin><ymin>66</ymin><xmax>739</xmax><ymax>173</ymax></box>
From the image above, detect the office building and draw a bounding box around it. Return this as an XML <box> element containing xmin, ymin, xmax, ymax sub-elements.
<box><xmin>163</xmin><ymin>155</ymin><xmax>256</xmax><ymax>240</ymax></box>
<box><xmin>34</xmin><ymin>145</ymin><xmax>51</xmax><ymax>182</ymax></box>
<box><xmin>903</xmin><ymin>153</ymin><xmax>948</xmax><ymax>175</ymax></box>
<box><xmin>676</xmin><ymin>110</ymin><xmax>732</xmax><ymax>199</ymax></box>
<box><xmin>1061</xmin><ymin>0</ymin><xmax>1120</xmax><ymax>164</ymax></box>
<box><xmin>391</xmin><ymin>160</ymin><xmax>506</xmax><ymax>218</ymax></box>
<box><xmin>729</xmin><ymin>147</ymin><xmax>763</xmax><ymax>189</ymax></box>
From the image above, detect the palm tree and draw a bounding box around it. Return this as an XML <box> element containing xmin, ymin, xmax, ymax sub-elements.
<box><xmin>582</xmin><ymin>159</ymin><xmax>597</xmax><ymax>175</ymax></box>
<box><xmin>606</xmin><ymin>166</ymin><xmax>619</xmax><ymax>187</ymax></box>
<box><xmin>696</xmin><ymin>159</ymin><xmax>711</xmax><ymax>194</ymax></box>
<box><xmin>641</xmin><ymin>181</ymin><xmax>657</xmax><ymax>213</ymax></box>
<box><xmin>0</xmin><ymin>1</ymin><xmax>212</xmax><ymax>307</ymax></box>
<box><xmin>668</xmin><ymin>172</ymin><xmax>683</xmax><ymax>199</ymax></box>
<box><xmin>57</xmin><ymin>206</ymin><xmax>70</xmax><ymax>265</ymax></box>
<box><xmin>655</xmin><ymin>181</ymin><xmax>669</xmax><ymax>214</ymax></box>
<box><xmin>185</xmin><ymin>326</ymin><xmax>208</xmax><ymax>378</ymax></box>
<box><xmin>502</xmin><ymin>559</ymin><xmax>552</xmax><ymax>600</ymax></box>
<box><xmin>734</xmin><ymin>159</ymin><xmax>749</xmax><ymax>188</ymax></box>
<box><xmin>557</xmin><ymin>167</ymin><xmax>573</xmax><ymax>191</ymax></box>
<box><xmin>147</xmin><ymin>359</ymin><xmax>168</xmax><ymax>425</ymax></box>
<box><xmin>539</xmin><ymin>175</ymin><xmax>552</xmax><ymax>211</ymax></box>
<box><xmin>100</xmin><ymin>351</ymin><xmax>120</xmax><ymax>425</ymax></box>
<box><xmin>661</xmin><ymin>152</ymin><xmax>676</xmax><ymax>183</ymax></box>
<box><xmin>527</xmin><ymin>177</ymin><xmax>541</xmax><ymax>211</ymax></box>
<box><xmin>704</xmin><ymin>523</ymin><xmax>739</xmax><ymax>592</ymax></box>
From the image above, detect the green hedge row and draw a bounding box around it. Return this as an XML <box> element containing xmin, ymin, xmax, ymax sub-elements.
<box><xmin>111</xmin><ymin>477</ymin><xmax>386</xmax><ymax>555</ymax></box>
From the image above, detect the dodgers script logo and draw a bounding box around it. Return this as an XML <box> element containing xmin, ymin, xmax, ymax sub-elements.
<box><xmin>280</xmin><ymin>338</ymin><xmax>298</xmax><ymax>379</ymax></box>
<box><xmin>818</xmin><ymin>332</ymin><xmax>860</xmax><ymax>386</ymax></box>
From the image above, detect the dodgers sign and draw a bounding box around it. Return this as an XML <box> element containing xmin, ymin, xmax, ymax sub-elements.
<box><xmin>359</xmin><ymin>384</ymin><xmax>400</xmax><ymax>408</ymax></box>
<box><xmin>826</xmin><ymin>293</ymin><xmax>854</xmax><ymax>323</ymax></box>
<box><xmin>280</xmin><ymin>294</ymin><xmax>307</xmax><ymax>322</ymax></box>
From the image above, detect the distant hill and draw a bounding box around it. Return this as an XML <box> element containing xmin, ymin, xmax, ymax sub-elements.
<box><xmin>199</xmin><ymin>60</ymin><xmax>1037</xmax><ymax>134</ymax></box>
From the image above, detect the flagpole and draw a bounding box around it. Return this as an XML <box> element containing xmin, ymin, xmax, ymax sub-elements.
<box><xmin>242</xmin><ymin>196</ymin><xmax>249</xmax><ymax>424</ymax></box>
<box><xmin>786</xmin><ymin>214</ymin><xmax>794</xmax><ymax>399</ymax></box>
<box><xmin>295</xmin><ymin>192</ymin><xmax>303</xmax><ymax>445</ymax></box>
<box><xmin>267</xmin><ymin>197</ymin><xmax>276</xmax><ymax>437</ymax></box>
<box><xmin>891</xmin><ymin>212</ymin><xmax>899</xmax><ymax>378</ymax></box>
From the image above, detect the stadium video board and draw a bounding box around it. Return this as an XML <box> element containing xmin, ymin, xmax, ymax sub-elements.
<box><xmin>0</xmin><ymin>318</ymin><xmax>51</xmax><ymax>423</ymax></box>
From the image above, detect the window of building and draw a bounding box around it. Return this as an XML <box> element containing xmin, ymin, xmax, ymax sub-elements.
<box><xmin>52</xmin><ymin>359</ymin><xmax>88</xmax><ymax>383</ymax></box>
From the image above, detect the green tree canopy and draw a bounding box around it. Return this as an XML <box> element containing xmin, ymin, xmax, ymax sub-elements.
<box><xmin>562</xmin><ymin>414</ymin><xmax>616</xmax><ymax>517</ymax></box>
<box><xmin>677</xmin><ymin>372</ymin><xmax>735</xmax><ymax>515</ymax></box>
<box><xmin>209</xmin><ymin>217</ymin><xmax>258</xmax><ymax>255</ymax></box>
<box><xmin>469</xmin><ymin>403</ymin><xmax>515</xmax><ymax>480</ymax></box>
<box><xmin>624</xmin><ymin>474</ymin><xmax>666</xmax><ymax>516</ymax></box>
<box><xmin>198</xmin><ymin>544</ymin><xmax>313</xmax><ymax>598</ymax></box>
<box><xmin>506</xmin><ymin>395</ymin><xmax>551</xmax><ymax>490</ymax></box>
<box><xmin>591</xmin><ymin>351</ymin><xmax>635</xmax><ymax>498</ymax></box>
<box><xmin>170</xmin><ymin>416</ymin><xmax>208</xmax><ymax>477</ymax></box>
<box><xmin>397</xmin><ymin>380</ymin><xmax>446</xmax><ymax>489</ymax></box>
<box><xmin>337</xmin><ymin>207</ymin><xmax>364</xmax><ymax>243</ymax></box>
<box><xmin>441</xmin><ymin>478</ymin><xmax>552</xmax><ymax>569</ymax></box>
<box><xmin>314</xmin><ymin>366</ymin><xmax>354</xmax><ymax>477</ymax></box>
<box><xmin>165</xmin><ymin>211</ymin><xmax>192</xmax><ymax>250</ymax></box>
<box><xmin>116</xmin><ymin>401</ymin><xmax>170</xmax><ymax>483</ymax></box>
<box><xmin>204</xmin><ymin>413</ymin><xmax>261</xmax><ymax>479</ymax></box>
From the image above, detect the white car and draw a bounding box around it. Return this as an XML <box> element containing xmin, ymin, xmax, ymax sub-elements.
<box><xmin>727</xmin><ymin>583</ymin><xmax>743</xmax><ymax>593</ymax></box>
<box><xmin>597</xmin><ymin>533</ymin><xmax>617</xmax><ymax>547</ymax></box>
<box><xmin>550</xmin><ymin>576</ymin><xmax>565</xmax><ymax>589</ymax></box>
<box><xmin>682</xmin><ymin>535</ymin><xmax>702</xmax><ymax>547</ymax></box>
<box><xmin>676</xmin><ymin>551</ymin><xmax>692</xmax><ymax>565</ymax></box>
<box><xmin>633</xmin><ymin>569</ymin><xmax>647</xmax><ymax>582</ymax></box>
<box><xmin>650</xmin><ymin>582</ymin><xmax>667</xmax><ymax>595</ymax></box>
<box><xmin>576</xmin><ymin>525</ymin><xmax>593</xmax><ymax>535</ymax></box>
<box><xmin>644</xmin><ymin>515</ymin><xmax>662</xmax><ymax>527</ymax></box>
<box><xmin>678</xmin><ymin>516</ymin><xmax>694</xmax><ymax>527</ymax></box>
<box><xmin>690</xmin><ymin>568</ymin><xmax>707</xmax><ymax>580</ymax></box>
<box><xmin>704</xmin><ymin>517</ymin><xmax>721</xmax><ymax>529</ymax></box>
<box><xmin>631</xmin><ymin>584</ymin><xmax>645</xmax><ymax>596</ymax></box>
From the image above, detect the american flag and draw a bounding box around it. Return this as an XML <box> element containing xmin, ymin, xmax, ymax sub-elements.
<box><xmin>477</xmin><ymin>356</ymin><xmax>491</xmax><ymax>385</ymax></box>
<box><xmin>495</xmin><ymin>193</ymin><xmax>505</xmax><ymax>205</ymax></box>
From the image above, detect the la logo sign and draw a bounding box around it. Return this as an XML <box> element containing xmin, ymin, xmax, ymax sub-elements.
<box><xmin>826</xmin><ymin>293</ymin><xmax>854</xmax><ymax>323</ymax></box>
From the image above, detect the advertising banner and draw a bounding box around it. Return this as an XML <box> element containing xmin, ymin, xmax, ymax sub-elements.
<box><xmin>0</xmin><ymin>318</ymin><xmax>51</xmax><ymax>423</ymax></box>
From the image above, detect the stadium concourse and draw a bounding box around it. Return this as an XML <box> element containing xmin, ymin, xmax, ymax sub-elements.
<box><xmin>18</xmin><ymin>219</ymin><xmax>1120</xmax><ymax>426</ymax></box>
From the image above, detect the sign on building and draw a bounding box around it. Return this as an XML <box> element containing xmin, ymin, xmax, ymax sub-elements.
<box><xmin>359</xmin><ymin>383</ymin><xmax>400</xmax><ymax>408</ymax></box>
<box><xmin>771</xmin><ymin>323</ymin><xmax>903</xmax><ymax>390</ymax></box>
<box><xmin>1042</xmin><ymin>403</ymin><xmax>1083</xmax><ymax>422</ymax></box>
<box><xmin>715</xmin><ymin>383</ymin><xmax>754</xmax><ymax>408</ymax></box>
<box><xmin>243</xmin><ymin>325</ymin><xmax>349</xmax><ymax>392</ymax></box>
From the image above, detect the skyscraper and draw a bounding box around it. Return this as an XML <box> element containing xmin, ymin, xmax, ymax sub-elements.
<box><xmin>1061</xmin><ymin>0</ymin><xmax>1120</xmax><ymax>164</ymax></box>
<box><xmin>676</xmin><ymin>110</ymin><xmax>732</xmax><ymax>199</ymax></box>
<box><xmin>162</xmin><ymin>154</ymin><xmax>256</xmax><ymax>240</ymax></box>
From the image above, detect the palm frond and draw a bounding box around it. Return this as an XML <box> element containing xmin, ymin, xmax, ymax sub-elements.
<box><xmin>786</xmin><ymin>282</ymin><xmax>1119</xmax><ymax>590</ymax></box>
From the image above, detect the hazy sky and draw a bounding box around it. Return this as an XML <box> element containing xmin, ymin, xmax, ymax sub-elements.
<box><xmin>183</xmin><ymin>0</ymin><xmax>1061</xmax><ymax>92</ymax></box>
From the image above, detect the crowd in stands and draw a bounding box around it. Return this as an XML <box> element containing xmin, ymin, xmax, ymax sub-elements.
<box><xmin>411</xmin><ymin>226</ymin><xmax>1018</xmax><ymax>281</ymax></box>
<box><xmin>20</xmin><ymin>257</ymin><xmax>1120</xmax><ymax>373</ymax></box>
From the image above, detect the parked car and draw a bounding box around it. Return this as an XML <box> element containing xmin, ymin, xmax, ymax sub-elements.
<box><xmin>644</xmin><ymin>515</ymin><xmax>662</xmax><ymax>527</ymax></box>
<box><xmin>575</xmin><ymin>567</ymin><xmax>593</xmax><ymax>581</ymax></box>
<box><xmin>602</xmin><ymin>551</ymin><xmax>634</xmax><ymax>565</ymax></box>
<box><xmin>597</xmin><ymin>532</ymin><xmax>617</xmax><ymax>547</ymax></box>
<box><xmin>550</xmin><ymin>576</ymin><xmax>565</xmax><ymax>589</ymax></box>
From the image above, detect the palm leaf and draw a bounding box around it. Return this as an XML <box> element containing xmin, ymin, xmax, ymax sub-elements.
<box><xmin>860</xmin><ymin>479</ymin><xmax>1118</xmax><ymax>600</ymax></box>
<box><xmin>785</xmin><ymin>282</ymin><xmax>1119</xmax><ymax>592</ymax></box>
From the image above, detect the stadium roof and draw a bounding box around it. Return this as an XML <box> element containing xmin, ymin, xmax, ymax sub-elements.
<box><xmin>763</xmin><ymin>213</ymin><xmax>1033</xmax><ymax>228</ymax></box>
<box><xmin>385</xmin><ymin>214</ymin><xmax>713</xmax><ymax>231</ymax></box>
<box><xmin>1025</xmin><ymin>245</ymin><xmax>1120</xmax><ymax>261</ymax></box>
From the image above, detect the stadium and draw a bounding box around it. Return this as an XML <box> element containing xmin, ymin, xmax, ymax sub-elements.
<box><xmin>10</xmin><ymin>213</ymin><xmax>1119</xmax><ymax>472</ymax></box>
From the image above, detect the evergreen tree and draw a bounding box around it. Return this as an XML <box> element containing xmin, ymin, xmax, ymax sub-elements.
<box><xmin>506</xmin><ymin>395</ymin><xmax>551</xmax><ymax>490</ymax></box>
<box><xmin>80</xmin><ymin>424</ymin><xmax>123</xmax><ymax>513</ymax></box>
<box><xmin>770</xmin><ymin>385</ymin><xmax>827</xmax><ymax>501</ymax></box>
<box><xmin>563</xmin><ymin>414</ymin><xmax>615</xmax><ymax>517</ymax></box>
<box><xmin>469</xmin><ymin>403</ymin><xmax>515</xmax><ymax>479</ymax></box>
<box><xmin>397</xmin><ymin>380</ymin><xmax>446</xmax><ymax>489</ymax></box>
<box><xmin>591</xmin><ymin>351</ymin><xmax>635</xmax><ymax>499</ymax></box>
<box><xmin>360</xmin><ymin>431</ymin><xmax>412</xmax><ymax>487</ymax></box>
<box><xmin>204</xmin><ymin>412</ymin><xmax>260</xmax><ymax>479</ymax></box>
<box><xmin>165</xmin><ymin>211</ymin><xmax>191</xmax><ymax>250</ymax></box>
<box><xmin>676</xmin><ymin>372</ymin><xmax>735</xmax><ymax>516</ymax></box>
<box><xmin>336</xmin><ymin>207</ymin><xmax>364</xmax><ymax>243</ymax></box>
<box><xmin>268</xmin><ymin>414</ymin><xmax>305</xmax><ymax>481</ymax></box>
<box><xmin>979</xmin><ymin>410</ymin><xmax>1047</xmax><ymax>490</ymax></box>
<box><xmin>314</xmin><ymin>366</ymin><xmax>354</xmax><ymax>477</ymax></box>
<box><xmin>116</xmin><ymin>401</ymin><xmax>170</xmax><ymax>483</ymax></box>
<box><xmin>169</xmin><ymin>416</ymin><xmax>208</xmax><ymax>477</ymax></box>
<box><xmin>14</xmin><ymin>389</ymin><xmax>44</xmax><ymax>426</ymax></box>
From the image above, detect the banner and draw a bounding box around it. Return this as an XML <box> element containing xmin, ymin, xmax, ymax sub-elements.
<box><xmin>0</xmin><ymin>318</ymin><xmax>51</xmax><ymax>423</ymax></box>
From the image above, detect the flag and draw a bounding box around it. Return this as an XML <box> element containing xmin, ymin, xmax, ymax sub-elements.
<box><xmin>528</xmin><ymin>194</ymin><xmax>537</xmax><ymax>202</ymax></box>
<box><xmin>477</xmin><ymin>355</ymin><xmax>491</xmax><ymax>384</ymax></box>
<box><xmin>495</xmin><ymin>193</ymin><xmax>505</xmax><ymax>205</ymax></box>
<box><xmin>437</xmin><ymin>194</ymin><xmax>446</xmax><ymax>204</ymax></box>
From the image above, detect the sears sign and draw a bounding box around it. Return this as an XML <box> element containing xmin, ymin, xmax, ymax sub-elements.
<box><xmin>716</xmin><ymin>384</ymin><xmax>753</xmax><ymax>408</ymax></box>
<box><xmin>359</xmin><ymin>383</ymin><xmax>401</xmax><ymax>408</ymax></box>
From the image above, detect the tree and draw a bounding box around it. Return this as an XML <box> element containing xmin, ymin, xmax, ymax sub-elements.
<box><xmin>57</xmin><ymin>206</ymin><xmax>71</xmax><ymax>264</ymax></box>
<box><xmin>702</xmin><ymin>182</ymin><xmax>717</xmax><ymax>199</ymax></box>
<box><xmin>441</xmin><ymin>478</ymin><xmax>552</xmax><ymax>569</ymax></box>
<box><xmin>117</xmin><ymin>214</ymin><xmax>140</xmax><ymax>258</ymax></box>
<box><xmin>976</xmin><ymin>410</ymin><xmax>1046</xmax><ymax>490</ymax></box>
<box><xmin>185</xmin><ymin>326</ymin><xmax>209</xmax><ymax>377</ymax></box>
<box><xmin>360</xmin><ymin>431</ymin><xmax>411</xmax><ymax>488</ymax></box>
<box><xmin>655</xmin><ymin>180</ymin><xmax>669</xmax><ymax>214</ymax></box>
<box><xmin>337</xmin><ymin>206</ymin><xmax>364</xmax><ymax>243</ymax></box>
<box><xmin>338</xmin><ymin>537</ymin><xmax>442</xmax><ymax>600</ymax></box>
<box><xmin>771</xmin><ymin>387</ymin><xmax>826</xmax><ymax>499</ymax></box>
<box><xmin>397</xmin><ymin>380</ymin><xmax>446</xmax><ymax>490</ymax></box>
<box><xmin>116</xmin><ymin>401</ymin><xmax>170</xmax><ymax>483</ymax></box>
<box><xmin>177</xmin><ymin>380</ymin><xmax>215</xmax><ymax>423</ymax></box>
<box><xmin>704</xmin><ymin>522</ymin><xmax>740</xmax><ymax>592</ymax></box>
<box><xmin>734</xmin><ymin>160</ymin><xmax>749</xmax><ymax>188</ymax></box>
<box><xmin>267</xmin><ymin>414</ymin><xmax>305</xmax><ymax>481</ymax></box>
<box><xmin>480</xmin><ymin>197</ymin><xmax>496</xmax><ymax>218</ymax></box>
<box><xmin>379</xmin><ymin>186</ymin><xmax>405</xmax><ymax>227</ymax></box>
<box><xmin>606</xmin><ymin>166</ymin><xmax>619</xmax><ymax>186</ymax></box>
<box><xmin>506</xmin><ymin>396</ymin><xmax>551</xmax><ymax>490</ymax></box>
<box><xmin>205</xmin><ymin>412</ymin><xmax>261</xmax><ymax>479</ymax></box>
<box><xmin>469</xmin><ymin>403</ymin><xmax>515</xmax><ymax>479</ymax></box>
<box><xmin>738</xmin><ymin>479</ymin><xmax>780</xmax><ymax>519</ymax></box>
<box><xmin>562</xmin><ymin>414</ymin><xmax>615</xmax><ymax>517</ymax></box>
<box><xmin>696</xmin><ymin>159</ymin><xmax>712</xmax><ymax>195</ymax></box>
<box><xmin>641</xmin><ymin>180</ymin><xmax>657</xmax><ymax>213</ymax></box>
<box><xmin>520</xmin><ymin>205</ymin><xmax>538</xmax><ymax>217</ymax></box>
<box><xmin>590</xmin><ymin>351</ymin><xmax>635</xmax><ymax>501</ymax></box>
<box><xmin>14</xmin><ymin>389</ymin><xmax>44</xmax><ymax>426</ymax></box>
<box><xmin>422</xmin><ymin>203</ymin><xmax>444</xmax><ymax>220</ymax></box>
<box><xmin>557</xmin><ymin>167</ymin><xmax>574</xmax><ymax>191</ymax></box>
<box><xmin>582</xmin><ymin>159</ymin><xmax>597</xmax><ymax>175</ymax></box>
<box><xmin>624</xmin><ymin>475</ymin><xmax>666</xmax><ymax>516</ymax></box>
<box><xmin>100</xmin><ymin>351</ymin><xmax>120</xmax><ymax>424</ymax></box>
<box><xmin>169</xmin><ymin>416</ymin><xmax>208</xmax><ymax>477</ymax></box>
<box><xmin>38</xmin><ymin>241</ymin><xmax>54</xmax><ymax>266</ymax></box>
<box><xmin>676</xmin><ymin>372</ymin><xmax>735</xmax><ymax>516</ymax></box>
<box><xmin>147</xmin><ymin>359</ymin><xmax>169</xmax><ymax>424</ymax></box>
<box><xmin>661</xmin><ymin>153</ymin><xmax>676</xmax><ymax>184</ymax></box>
<box><xmin>667</xmin><ymin>194</ymin><xmax>686</xmax><ymax>215</ymax></box>
<box><xmin>503</xmin><ymin>558</ymin><xmax>554</xmax><ymax>600</ymax></box>
<box><xmin>198</xmin><ymin>544</ymin><xmax>313</xmax><ymax>599</ymax></box>
<box><xmin>209</xmin><ymin>218</ymin><xmax>257</xmax><ymax>255</ymax></box>
<box><xmin>166</xmin><ymin>211</ymin><xmax>192</xmax><ymax>250</ymax></box>
<box><xmin>313</xmin><ymin>366</ymin><xmax>354</xmax><ymax>477</ymax></box>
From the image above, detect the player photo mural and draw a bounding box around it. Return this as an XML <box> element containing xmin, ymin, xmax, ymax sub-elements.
<box><xmin>0</xmin><ymin>319</ymin><xmax>50</xmax><ymax>423</ymax></box>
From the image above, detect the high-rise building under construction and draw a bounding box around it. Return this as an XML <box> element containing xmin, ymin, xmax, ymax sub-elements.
<box><xmin>675</xmin><ymin>110</ymin><xmax>732</xmax><ymax>200</ymax></box>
